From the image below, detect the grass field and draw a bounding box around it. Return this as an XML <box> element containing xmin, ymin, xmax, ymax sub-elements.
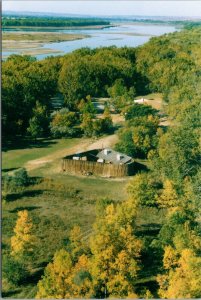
<box><xmin>2</xmin><ymin>138</ymin><xmax>82</xmax><ymax>171</ymax></box>
<box><xmin>2</xmin><ymin>135</ymin><xmax>130</xmax><ymax>298</ymax></box>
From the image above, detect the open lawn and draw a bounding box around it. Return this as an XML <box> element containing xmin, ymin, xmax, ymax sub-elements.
<box><xmin>134</xmin><ymin>93</ymin><xmax>163</xmax><ymax>110</ymax></box>
<box><xmin>2</xmin><ymin>138</ymin><xmax>82</xmax><ymax>171</ymax></box>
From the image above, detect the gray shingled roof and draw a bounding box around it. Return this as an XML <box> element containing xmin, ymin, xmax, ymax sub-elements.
<box><xmin>97</xmin><ymin>148</ymin><xmax>133</xmax><ymax>165</ymax></box>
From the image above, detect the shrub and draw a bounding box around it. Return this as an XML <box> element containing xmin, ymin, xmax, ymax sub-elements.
<box><xmin>12</xmin><ymin>168</ymin><xmax>30</xmax><ymax>186</ymax></box>
<box><xmin>2</xmin><ymin>168</ymin><xmax>30</xmax><ymax>193</ymax></box>
<box><xmin>125</xmin><ymin>104</ymin><xmax>157</xmax><ymax>120</ymax></box>
<box><xmin>2</xmin><ymin>255</ymin><xmax>28</xmax><ymax>285</ymax></box>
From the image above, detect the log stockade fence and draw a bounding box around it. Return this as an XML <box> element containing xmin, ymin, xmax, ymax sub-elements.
<box><xmin>62</xmin><ymin>150</ymin><xmax>135</xmax><ymax>177</ymax></box>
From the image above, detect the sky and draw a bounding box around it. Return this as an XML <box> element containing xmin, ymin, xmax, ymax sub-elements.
<box><xmin>2</xmin><ymin>1</ymin><xmax>201</xmax><ymax>18</ymax></box>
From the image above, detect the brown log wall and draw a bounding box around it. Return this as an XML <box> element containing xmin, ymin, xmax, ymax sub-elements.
<box><xmin>62</xmin><ymin>158</ymin><xmax>134</xmax><ymax>177</ymax></box>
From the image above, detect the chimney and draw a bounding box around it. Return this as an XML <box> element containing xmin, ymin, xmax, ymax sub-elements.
<box><xmin>104</xmin><ymin>149</ymin><xmax>110</xmax><ymax>155</ymax></box>
<box><xmin>117</xmin><ymin>154</ymin><xmax>123</xmax><ymax>161</ymax></box>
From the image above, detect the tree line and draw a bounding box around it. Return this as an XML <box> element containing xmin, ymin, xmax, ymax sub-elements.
<box><xmin>2</xmin><ymin>17</ymin><xmax>110</xmax><ymax>27</ymax></box>
<box><xmin>2</xmin><ymin>46</ymin><xmax>144</xmax><ymax>141</ymax></box>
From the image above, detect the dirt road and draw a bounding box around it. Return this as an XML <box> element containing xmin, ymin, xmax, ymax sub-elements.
<box><xmin>25</xmin><ymin>134</ymin><xmax>118</xmax><ymax>172</ymax></box>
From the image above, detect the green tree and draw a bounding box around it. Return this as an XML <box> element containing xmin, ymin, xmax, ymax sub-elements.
<box><xmin>50</xmin><ymin>108</ymin><xmax>78</xmax><ymax>137</ymax></box>
<box><xmin>2</xmin><ymin>254</ymin><xmax>28</xmax><ymax>285</ymax></box>
<box><xmin>80</xmin><ymin>112</ymin><xmax>94</xmax><ymax>137</ymax></box>
<box><xmin>78</xmin><ymin>95</ymin><xmax>96</xmax><ymax>117</ymax></box>
<box><xmin>127</xmin><ymin>172</ymin><xmax>161</xmax><ymax>207</ymax></box>
<box><xmin>115</xmin><ymin>127</ymin><xmax>137</xmax><ymax>157</ymax></box>
<box><xmin>116</xmin><ymin>115</ymin><xmax>159</xmax><ymax>158</ymax></box>
<box><xmin>125</xmin><ymin>104</ymin><xmax>157</xmax><ymax>120</ymax></box>
<box><xmin>152</xmin><ymin>125</ymin><xmax>200</xmax><ymax>184</ymax></box>
<box><xmin>107</xmin><ymin>79</ymin><xmax>135</xmax><ymax>112</ymax></box>
<box><xmin>27</xmin><ymin>101</ymin><xmax>49</xmax><ymax>138</ymax></box>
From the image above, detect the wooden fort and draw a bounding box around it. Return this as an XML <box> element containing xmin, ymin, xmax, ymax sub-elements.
<box><xmin>62</xmin><ymin>148</ymin><xmax>135</xmax><ymax>177</ymax></box>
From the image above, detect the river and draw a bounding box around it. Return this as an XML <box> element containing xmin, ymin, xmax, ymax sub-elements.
<box><xmin>3</xmin><ymin>23</ymin><xmax>178</xmax><ymax>60</ymax></box>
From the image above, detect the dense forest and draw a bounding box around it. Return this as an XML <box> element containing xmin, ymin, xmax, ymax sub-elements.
<box><xmin>2</xmin><ymin>26</ymin><xmax>201</xmax><ymax>298</ymax></box>
<box><xmin>2</xmin><ymin>16</ymin><xmax>110</xmax><ymax>27</ymax></box>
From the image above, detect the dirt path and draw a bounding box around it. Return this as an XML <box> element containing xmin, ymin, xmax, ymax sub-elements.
<box><xmin>25</xmin><ymin>134</ymin><xmax>118</xmax><ymax>172</ymax></box>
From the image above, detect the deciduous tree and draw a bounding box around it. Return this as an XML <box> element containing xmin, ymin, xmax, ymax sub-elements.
<box><xmin>11</xmin><ymin>210</ymin><xmax>36</xmax><ymax>259</ymax></box>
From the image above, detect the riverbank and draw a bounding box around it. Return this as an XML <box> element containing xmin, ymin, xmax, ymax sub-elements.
<box><xmin>2</xmin><ymin>32</ymin><xmax>89</xmax><ymax>58</ymax></box>
<box><xmin>2</xmin><ymin>22</ymin><xmax>177</xmax><ymax>60</ymax></box>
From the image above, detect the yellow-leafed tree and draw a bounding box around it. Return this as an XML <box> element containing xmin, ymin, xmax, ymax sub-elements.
<box><xmin>36</xmin><ymin>249</ymin><xmax>73</xmax><ymax>299</ymax></box>
<box><xmin>36</xmin><ymin>249</ymin><xmax>93</xmax><ymax>299</ymax></box>
<box><xmin>90</xmin><ymin>203</ymin><xmax>142</xmax><ymax>298</ymax></box>
<box><xmin>158</xmin><ymin>248</ymin><xmax>201</xmax><ymax>298</ymax></box>
<box><xmin>11</xmin><ymin>210</ymin><xmax>36</xmax><ymax>259</ymax></box>
<box><xmin>156</xmin><ymin>179</ymin><xmax>179</xmax><ymax>208</ymax></box>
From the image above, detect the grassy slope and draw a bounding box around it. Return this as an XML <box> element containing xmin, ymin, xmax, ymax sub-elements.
<box><xmin>2</xmin><ymin>136</ymin><xmax>129</xmax><ymax>298</ymax></box>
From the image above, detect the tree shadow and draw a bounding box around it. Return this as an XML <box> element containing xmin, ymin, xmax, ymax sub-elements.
<box><xmin>136</xmin><ymin>223</ymin><xmax>161</xmax><ymax>236</ymax></box>
<box><xmin>2</xmin><ymin>137</ymin><xmax>57</xmax><ymax>152</ymax></box>
<box><xmin>2</xmin><ymin>167</ymin><xmax>19</xmax><ymax>173</ymax></box>
<box><xmin>2</xmin><ymin>289</ymin><xmax>22</xmax><ymax>298</ymax></box>
<box><xmin>9</xmin><ymin>205</ymin><xmax>42</xmax><ymax>213</ymax></box>
<box><xmin>21</xmin><ymin>268</ymin><xmax>45</xmax><ymax>285</ymax></box>
<box><xmin>6</xmin><ymin>190</ymin><xmax>44</xmax><ymax>202</ymax></box>
<box><xmin>134</xmin><ymin>161</ymin><xmax>148</xmax><ymax>172</ymax></box>
<box><xmin>29</xmin><ymin>176</ymin><xmax>43</xmax><ymax>185</ymax></box>
<box><xmin>135</xmin><ymin>279</ymin><xmax>159</xmax><ymax>297</ymax></box>
<box><xmin>128</xmin><ymin>161</ymin><xmax>148</xmax><ymax>176</ymax></box>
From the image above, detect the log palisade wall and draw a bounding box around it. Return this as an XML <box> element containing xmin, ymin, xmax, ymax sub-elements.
<box><xmin>62</xmin><ymin>158</ymin><xmax>135</xmax><ymax>177</ymax></box>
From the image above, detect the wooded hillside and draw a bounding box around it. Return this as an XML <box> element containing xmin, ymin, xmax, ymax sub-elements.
<box><xmin>2</xmin><ymin>26</ymin><xmax>201</xmax><ymax>298</ymax></box>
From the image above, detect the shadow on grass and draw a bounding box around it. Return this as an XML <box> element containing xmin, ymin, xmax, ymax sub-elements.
<box><xmin>136</xmin><ymin>223</ymin><xmax>161</xmax><ymax>237</ymax></box>
<box><xmin>134</xmin><ymin>161</ymin><xmax>148</xmax><ymax>172</ymax></box>
<box><xmin>128</xmin><ymin>161</ymin><xmax>148</xmax><ymax>176</ymax></box>
<box><xmin>2</xmin><ymin>167</ymin><xmax>19</xmax><ymax>173</ymax></box>
<box><xmin>9</xmin><ymin>205</ymin><xmax>42</xmax><ymax>213</ymax></box>
<box><xmin>6</xmin><ymin>190</ymin><xmax>44</xmax><ymax>202</ymax></box>
<box><xmin>136</xmin><ymin>279</ymin><xmax>159</xmax><ymax>297</ymax></box>
<box><xmin>2</xmin><ymin>289</ymin><xmax>22</xmax><ymax>298</ymax></box>
<box><xmin>2</xmin><ymin>137</ymin><xmax>57</xmax><ymax>152</ymax></box>
<box><xmin>21</xmin><ymin>268</ymin><xmax>45</xmax><ymax>285</ymax></box>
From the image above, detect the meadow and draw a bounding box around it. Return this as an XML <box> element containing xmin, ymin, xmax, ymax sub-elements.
<box><xmin>2</xmin><ymin>135</ymin><xmax>129</xmax><ymax>298</ymax></box>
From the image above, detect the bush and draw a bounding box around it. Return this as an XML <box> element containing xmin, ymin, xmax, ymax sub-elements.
<box><xmin>2</xmin><ymin>168</ymin><xmax>30</xmax><ymax>193</ymax></box>
<box><xmin>2</xmin><ymin>255</ymin><xmax>28</xmax><ymax>285</ymax></box>
<box><xmin>125</xmin><ymin>104</ymin><xmax>157</xmax><ymax>120</ymax></box>
<box><xmin>12</xmin><ymin>168</ymin><xmax>30</xmax><ymax>186</ymax></box>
